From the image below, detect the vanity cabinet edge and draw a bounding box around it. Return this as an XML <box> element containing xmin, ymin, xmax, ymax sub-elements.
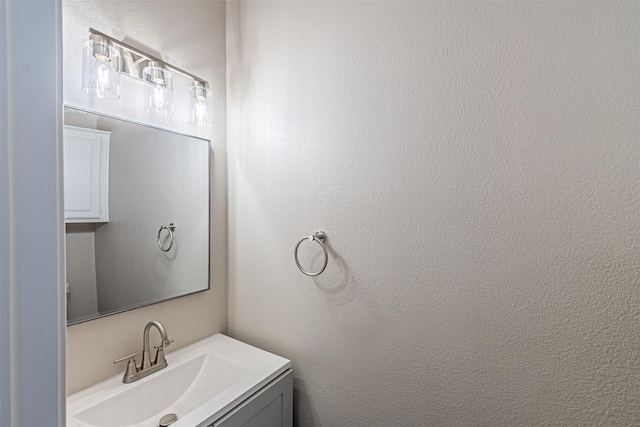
<box><xmin>203</xmin><ymin>369</ymin><xmax>293</xmax><ymax>427</ymax></box>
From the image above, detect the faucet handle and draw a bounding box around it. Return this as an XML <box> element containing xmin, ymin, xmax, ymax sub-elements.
<box><xmin>153</xmin><ymin>340</ymin><xmax>173</xmax><ymax>367</ymax></box>
<box><xmin>154</xmin><ymin>339</ymin><xmax>174</xmax><ymax>350</ymax></box>
<box><xmin>114</xmin><ymin>353</ymin><xmax>139</xmax><ymax>382</ymax></box>
<box><xmin>114</xmin><ymin>352</ymin><xmax>138</xmax><ymax>364</ymax></box>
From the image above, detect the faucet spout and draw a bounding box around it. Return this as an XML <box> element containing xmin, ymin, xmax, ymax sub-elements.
<box><xmin>141</xmin><ymin>320</ymin><xmax>171</xmax><ymax>370</ymax></box>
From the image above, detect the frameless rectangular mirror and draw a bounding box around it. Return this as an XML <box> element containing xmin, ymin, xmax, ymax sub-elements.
<box><xmin>64</xmin><ymin>106</ymin><xmax>210</xmax><ymax>325</ymax></box>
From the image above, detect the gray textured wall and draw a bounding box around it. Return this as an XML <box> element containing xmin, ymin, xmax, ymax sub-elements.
<box><xmin>227</xmin><ymin>2</ymin><xmax>640</xmax><ymax>426</ymax></box>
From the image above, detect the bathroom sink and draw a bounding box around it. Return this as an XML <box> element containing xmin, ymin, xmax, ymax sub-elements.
<box><xmin>67</xmin><ymin>334</ymin><xmax>291</xmax><ymax>427</ymax></box>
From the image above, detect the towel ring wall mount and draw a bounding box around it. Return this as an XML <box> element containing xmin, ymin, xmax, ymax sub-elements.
<box><xmin>294</xmin><ymin>231</ymin><xmax>328</xmax><ymax>276</ymax></box>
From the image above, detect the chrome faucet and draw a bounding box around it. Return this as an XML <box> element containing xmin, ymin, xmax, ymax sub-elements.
<box><xmin>114</xmin><ymin>320</ymin><xmax>174</xmax><ymax>384</ymax></box>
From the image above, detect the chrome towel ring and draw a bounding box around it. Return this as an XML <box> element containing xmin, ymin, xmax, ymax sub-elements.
<box><xmin>294</xmin><ymin>231</ymin><xmax>328</xmax><ymax>276</ymax></box>
<box><xmin>157</xmin><ymin>223</ymin><xmax>176</xmax><ymax>252</ymax></box>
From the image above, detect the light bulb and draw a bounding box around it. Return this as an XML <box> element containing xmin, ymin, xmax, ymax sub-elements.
<box><xmin>91</xmin><ymin>61</ymin><xmax>111</xmax><ymax>99</ymax></box>
<box><xmin>193</xmin><ymin>99</ymin><xmax>208</xmax><ymax>127</ymax></box>
<box><xmin>96</xmin><ymin>63</ymin><xmax>109</xmax><ymax>90</ymax></box>
<box><xmin>151</xmin><ymin>85</ymin><xmax>165</xmax><ymax>110</ymax></box>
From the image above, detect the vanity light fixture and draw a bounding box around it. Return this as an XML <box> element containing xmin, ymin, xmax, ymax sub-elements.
<box><xmin>82</xmin><ymin>28</ymin><xmax>211</xmax><ymax>127</ymax></box>
<box><xmin>143</xmin><ymin>61</ymin><xmax>174</xmax><ymax>116</ymax></box>
<box><xmin>188</xmin><ymin>80</ymin><xmax>213</xmax><ymax>128</ymax></box>
<box><xmin>82</xmin><ymin>34</ymin><xmax>120</xmax><ymax>99</ymax></box>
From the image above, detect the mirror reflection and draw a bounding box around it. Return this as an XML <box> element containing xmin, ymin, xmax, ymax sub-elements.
<box><xmin>64</xmin><ymin>106</ymin><xmax>210</xmax><ymax>325</ymax></box>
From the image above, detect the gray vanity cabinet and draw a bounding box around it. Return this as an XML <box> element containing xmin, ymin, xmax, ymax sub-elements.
<box><xmin>206</xmin><ymin>370</ymin><xmax>293</xmax><ymax>427</ymax></box>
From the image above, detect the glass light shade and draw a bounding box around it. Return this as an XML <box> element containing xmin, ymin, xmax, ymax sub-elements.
<box><xmin>187</xmin><ymin>82</ymin><xmax>213</xmax><ymax>128</ymax></box>
<box><xmin>143</xmin><ymin>62</ymin><xmax>174</xmax><ymax>116</ymax></box>
<box><xmin>82</xmin><ymin>39</ymin><xmax>120</xmax><ymax>100</ymax></box>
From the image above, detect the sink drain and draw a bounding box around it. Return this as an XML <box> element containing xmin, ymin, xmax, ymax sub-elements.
<box><xmin>159</xmin><ymin>413</ymin><xmax>178</xmax><ymax>427</ymax></box>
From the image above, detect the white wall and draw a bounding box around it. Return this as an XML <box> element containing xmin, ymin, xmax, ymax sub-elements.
<box><xmin>227</xmin><ymin>2</ymin><xmax>640</xmax><ymax>426</ymax></box>
<box><xmin>64</xmin><ymin>0</ymin><xmax>227</xmax><ymax>393</ymax></box>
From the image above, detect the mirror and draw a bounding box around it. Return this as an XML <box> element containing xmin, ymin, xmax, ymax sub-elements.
<box><xmin>64</xmin><ymin>106</ymin><xmax>210</xmax><ymax>325</ymax></box>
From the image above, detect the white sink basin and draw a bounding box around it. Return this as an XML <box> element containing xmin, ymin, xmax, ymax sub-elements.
<box><xmin>67</xmin><ymin>334</ymin><xmax>291</xmax><ymax>427</ymax></box>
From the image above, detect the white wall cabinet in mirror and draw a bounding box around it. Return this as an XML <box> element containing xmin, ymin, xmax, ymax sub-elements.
<box><xmin>64</xmin><ymin>126</ymin><xmax>110</xmax><ymax>223</ymax></box>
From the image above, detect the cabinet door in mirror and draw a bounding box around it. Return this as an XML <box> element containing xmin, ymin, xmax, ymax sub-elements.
<box><xmin>64</xmin><ymin>106</ymin><xmax>210</xmax><ymax>325</ymax></box>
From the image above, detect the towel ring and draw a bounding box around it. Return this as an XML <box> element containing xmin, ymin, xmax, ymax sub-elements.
<box><xmin>294</xmin><ymin>231</ymin><xmax>328</xmax><ymax>276</ymax></box>
<box><xmin>157</xmin><ymin>223</ymin><xmax>176</xmax><ymax>252</ymax></box>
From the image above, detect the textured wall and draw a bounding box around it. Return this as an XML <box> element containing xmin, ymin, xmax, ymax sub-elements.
<box><xmin>64</xmin><ymin>0</ymin><xmax>226</xmax><ymax>393</ymax></box>
<box><xmin>227</xmin><ymin>2</ymin><xmax>640</xmax><ymax>426</ymax></box>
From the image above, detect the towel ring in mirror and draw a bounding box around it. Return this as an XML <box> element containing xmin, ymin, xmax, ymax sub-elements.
<box><xmin>157</xmin><ymin>223</ymin><xmax>177</xmax><ymax>252</ymax></box>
